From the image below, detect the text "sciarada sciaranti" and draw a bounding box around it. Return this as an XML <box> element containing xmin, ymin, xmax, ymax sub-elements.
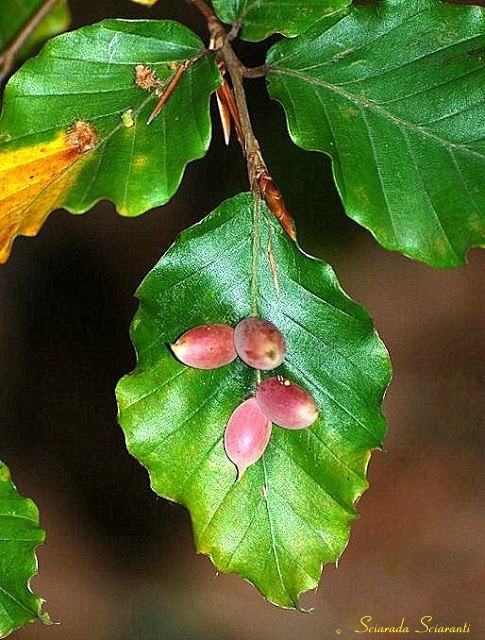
<box><xmin>355</xmin><ymin>616</ymin><xmax>471</xmax><ymax>634</ymax></box>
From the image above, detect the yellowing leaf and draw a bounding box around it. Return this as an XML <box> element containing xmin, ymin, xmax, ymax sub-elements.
<box><xmin>129</xmin><ymin>0</ymin><xmax>158</xmax><ymax>5</ymax></box>
<box><xmin>0</xmin><ymin>20</ymin><xmax>219</xmax><ymax>262</ymax></box>
<box><xmin>0</xmin><ymin>126</ymin><xmax>95</xmax><ymax>262</ymax></box>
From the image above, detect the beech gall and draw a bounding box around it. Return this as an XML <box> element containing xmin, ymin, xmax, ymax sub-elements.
<box><xmin>224</xmin><ymin>398</ymin><xmax>272</xmax><ymax>479</ymax></box>
<box><xmin>170</xmin><ymin>324</ymin><xmax>236</xmax><ymax>369</ymax></box>
<box><xmin>255</xmin><ymin>377</ymin><xmax>319</xmax><ymax>429</ymax></box>
<box><xmin>234</xmin><ymin>317</ymin><xmax>286</xmax><ymax>370</ymax></box>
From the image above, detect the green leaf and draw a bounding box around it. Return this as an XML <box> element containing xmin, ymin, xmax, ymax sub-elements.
<box><xmin>0</xmin><ymin>0</ymin><xmax>71</xmax><ymax>66</ymax></box>
<box><xmin>212</xmin><ymin>0</ymin><xmax>351</xmax><ymax>42</ymax></box>
<box><xmin>0</xmin><ymin>460</ymin><xmax>47</xmax><ymax>638</ymax></box>
<box><xmin>116</xmin><ymin>192</ymin><xmax>391</xmax><ymax>608</ymax></box>
<box><xmin>0</xmin><ymin>19</ymin><xmax>220</xmax><ymax>262</ymax></box>
<box><xmin>266</xmin><ymin>0</ymin><xmax>485</xmax><ymax>267</ymax></box>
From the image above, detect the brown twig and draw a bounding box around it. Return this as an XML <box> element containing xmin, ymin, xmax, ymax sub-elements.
<box><xmin>218</xmin><ymin>36</ymin><xmax>297</xmax><ymax>240</ymax></box>
<box><xmin>187</xmin><ymin>0</ymin><xmax>297</xmax><ymax>242</ymax></box>
<box><xmin>186</xmin><ymin>0</ymin><xmax>218</xmax><ymax>22</ymax></box>
<box><xmin>186</xmin><ymin>0</ymin><xmax>265</xmax><ymax>165</ymax></box>
<box><xmin>241</xmin><ymin>64</ymin><xmax>269</xmax><ymax>79</ymax></box>
<box><xmin>0</xmin><ymin>0</ymin><xmax>60</xmax><ymax>85</ymax></box>
<box><xmin>146</xmin><ymin>49</ymin><xmax>209</xmax><ymax>125</ymax></box>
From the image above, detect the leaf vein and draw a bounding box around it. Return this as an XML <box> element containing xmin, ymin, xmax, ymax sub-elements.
<box><xmin>287</xmin><ymin>358</ymin><xmax>382</xmax><ymax>444</ymax></box>
<box><xmin>360</xmin><ymin>107</ymin><xmax>399</xmax><ymax>243</ymax></box>
<box><xmin>270</xmin><ymin>67</ymin><xmax>485</xmax><ymax>161</ymax></box>
<box><xmin>262</xmin><ymin>455</ymin><xmax>295</xmax><ymax>606</ymax></box>
<box><xmin>271</xmin><ymin>437</ymin><xmax>356</xmax><ymax>518</ymax></box>
<box><xmin>401</xmin><ymin>128</ymin><xmax>461</xmax><ymax>261</ymax></box>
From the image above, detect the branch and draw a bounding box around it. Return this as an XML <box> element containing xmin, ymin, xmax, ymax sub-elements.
<box><xmin>186</xmin><ymin>0</ymin><xmax>218</xmax><ymax>22</ymax></box>
<box><xmin>216</xmin><ymin>41</ymin><xmax>296</xmax><ymax>240</ymax></box>
<box><xmin>0</xmin><ymin>0</ymin><xmax>60</xmax><ymax>86</ymax></box>
<box><xmin>242</xmin><ymin>64</ymin><xmax>269</xmax><ymax>79</ymax></box>
<box><xmin>186</xmin><ymin>0</ymin><xmax>297</xmax><ymax>241</ymax></box>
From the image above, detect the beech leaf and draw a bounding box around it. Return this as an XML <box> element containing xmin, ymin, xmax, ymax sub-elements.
<box><xmin>267</xmin><ymin>0</ymin><xmax>485</xmax><ymax>267</ymax></box>
<box><xmin>0</xmin><ymin>19</ymin><xmax>220</xmax><ymax>262</ymax></box>
<box><xmin>212</xmin><ymin>0</ymin><xmax>351</xmax><ymax>42</ymax></box>
<box><xmin>116</xmin><ymin>193</ymin><xmax>391</xmax><ymax>608</ymax></box>
<box><xmin>0</xmin><ymin>461</ymin><xmax>47</xmax><ymax>638</ymax></box>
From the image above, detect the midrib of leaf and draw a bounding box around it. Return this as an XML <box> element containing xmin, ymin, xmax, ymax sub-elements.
<box><xmin>261</xmin><ymin>455</ymin><xmax>295</xmax><ymax>607</ymax></box>
<box><xmin>269</xmin><ymin>66</ymin><xmax>485</xmax><ymax>161</ymax></box>
<box><xmin>191</xmin><ymin>203</ymin><xmax>363</xmax><ymax>604</ymax></box>
<box><xmin>251</xmin><ymin>197</ymin><xmax>262</xmax><ymax>316</ymax></box>
<box><xmin>0</xmin><ymin>586</ymin><xmax>38</xmax><ymax>619</ymax></box>
<box><xmin>194</xmin><ymin>199</ymin><xmax>284</xmax><ymax>588</ymax></box>
<box><xmin>401</xmin><ymin>126</ymin><xmax>459</xmax><ymax>260</ymax></box>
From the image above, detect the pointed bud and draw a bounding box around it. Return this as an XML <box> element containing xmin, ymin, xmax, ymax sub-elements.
<box><xmin>170</xmin><ymin>324</ymin><xmax>236</xmax><ymax>369</ymax></box>
<box><xmin>255</xmin><ymin>377</ymin><xmax>319</xmax><ymax>429</ymax></box>
<box><xmin>234</xmin><ymin>317</ymin><xmax>286</xmax><ymax>370</ymax></box>
<box><xmin>224</xmin><ymin>398</ymin><xmax>272</xmax><ymax>480</ymax></box>
<box><xmin>216</xmin><ymin>86</ymin><xmax>232</xmax><ymax>145</ymax></box>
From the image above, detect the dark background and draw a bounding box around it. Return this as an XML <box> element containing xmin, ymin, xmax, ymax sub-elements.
<box><xmin>0</xmin><ymin>1</ymin><xmax>484</xmax><ymax>638</ymax></box>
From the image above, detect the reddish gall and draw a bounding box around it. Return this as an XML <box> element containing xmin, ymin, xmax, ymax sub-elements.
<box><xmin>234</xmin><ymin>317</ymin><xmax>286</xmax><ymax>370</ymax></box>
<box><xmin>170</xmin><ymin>324</ymin><xmax>236</xmax><ymax>369</ymax></box>
<box><xmin>224</xmin><ymin>398</ymin><xmax>272</xmax><ymax>479</ymax></box>
<box><xmin>255</xmin><ymin>377</ymin><xmax>319</xmax><ymax>429</ymax></box>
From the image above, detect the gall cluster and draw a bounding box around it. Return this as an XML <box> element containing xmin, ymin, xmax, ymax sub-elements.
<box><xmin>170</xmin><ymin>317</ymin><xmax>319</xmax><ymax>479</ymax></box>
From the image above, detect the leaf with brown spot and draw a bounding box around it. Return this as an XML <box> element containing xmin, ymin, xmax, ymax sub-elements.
<box><xmin>0</xmin><ymin>19</ymin><xmax>220</xmax><ymax>261</ymax></box>
<box><xmin>0</xmin><ymin>131</ymin><xmax>92</xmax><ymax>262</ymax></box>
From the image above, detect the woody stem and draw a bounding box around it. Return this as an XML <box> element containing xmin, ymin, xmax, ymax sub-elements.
<box><xmin>187</xmin><ymin>0</ymin><xmax>296</xmax><ymax>241</ymax></box>
<box><xmin>187</xmin><ymin>0</ymin><xmax>267</xmax><ymax>192</ymax></box>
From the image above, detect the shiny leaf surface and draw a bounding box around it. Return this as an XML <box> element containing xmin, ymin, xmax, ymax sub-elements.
<box><xmin>0</xmin><ymin>461</ymin><xmax>47</xmax><ymax>638</ymax></box>
<box><xmin>212</xmin><ymin>0</ymin><xmax>350</xmax><ymax>41</ymax></box>
<box><xmin>117</xmin><ymin>193</ymin><xmax>391</xmax><ymax>608</ymax></box>
<box><xmin>267</xmin><ymin>0</ymin><xmax>485</xmax><ymax>266</ymax></box>
<box><xmin>0</xmin><ymin>19</ymin><xmax>219</xmax><ymax>262</ymax></box>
